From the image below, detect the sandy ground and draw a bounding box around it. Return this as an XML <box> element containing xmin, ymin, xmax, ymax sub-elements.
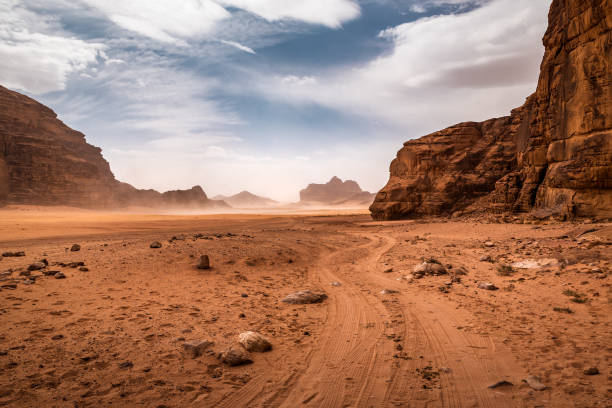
<box><xmin>0</xmin><ymin>208</ymin><xmax>610</xmax><ymax>407</ymax></box>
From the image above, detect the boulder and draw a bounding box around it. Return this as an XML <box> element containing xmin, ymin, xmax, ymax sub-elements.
<box><xmin>238</xmin><ymin>331</ymin><xmax>272</xmax><ymax>352</ymax></box>
<box><xmin>413</xmin><ymin>262</ymin><xmax>447</xmax><ymax>278</ymax></box>
<box><xmin>219</xmin><ymin>347</ymin><xmax>253</xmax><ymax>366</ymax></box>
<box><xmin>282</xmin><ymin>290</ymin><xmax>328</xmax><ymax>304</ymax></box>
<box><xmin>182</xmin><ymin>340</ymin><xmax>213</xmax><ymax>358</ymax></box>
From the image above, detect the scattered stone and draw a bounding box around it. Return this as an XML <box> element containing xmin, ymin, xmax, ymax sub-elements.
<box><xmin>197</xmin><ymin>255</ymin><xmax>210</xmax><ymax>270</ymax></box>
<box><xmin>453</xmin><ymin>267</ymin><xmax>469</xmax><ymax>276</ymax></box>
<box><xmin>383</xmin><ymin>268</ymin><xmax>393</xmax><ymax>273</ymax></box>
<box><xmin>488</xmin><ymin>380</ymin><xmax>513</xmax><ymax>389</ymax></box>
<box><xmin>51</xmin><ymin>334</ymin><xmax>64</xmax><ymax>340</ymax></box>
<box><xmin>512</xmin><ymin>258</ymin><xmax>559</xmax><ymax>269</ymax></box>
<box><xmin>523</xmin><ymin>375</ymin><xmax>546</xmax><ymax>391</ymax></box>
<box><xmin>150</xmin><ymin>241</ymin><xmax>162</xmax><ymax>249</ymax></box>
<box><xmin>413</xmin><ymin>262</ymin><xmax>447</xmax><ymax>278</ymax></box>
<box><xmin>238</xmin><ymin>331</ymin><xmax>272</xmax><ymax>352</ymax></box>
<box><xmin>282</xmin><ymin>290</ymin><xmax>327</xmax><ymax>304</ymax></box>
<box><xmin>219</xmin><ymin>347</ymin><xmax>253</xmax><ymax>366</ymax></box>
<box><xmin>380</xmin><ymin>289</ymin><xmax>398</xmax><ymax>295</ymax></box>
<box><xmin>1</xmin><ymin>283</ymin><xmax>17</xmax><ymax>289</ymax></box>
<box><xmin>118</xmin><ymin>361</ymin><xmax>134</xmax><ymax>369</ymax></box>
<box><xmin>2</xmin><ymin>251</ymin><xmax>25</xmax><ymax>257</ymax></box>
<box><xmin>54</xmin><ymin>272</ymin><xmax>66</xmax><ymax>279</ymax></box>
<box><xmin>27</xmin><ymin>261</ymin><xmax>46</xmax><ymax>271</ymax></box>
<box><xmin>477</xmin><ymin>282</ymin><xmax>498</xmax><ymax>291</ymax></box>
<box><xmin>479</xmin><ymin>255</ymin><xmax>494</xmax><ymax>262</ymax></box>
<box><xmin>19</xmin><ymin>270</ymin><xmax>31</xmax><ymax>277</ymax></box>
<box><xmin>182</xmin><ymin>340</ymin><xmax>214</xmax><ymax>358</ymax></box>
<box><xmin>70</xmin><ymin>244</ymin><xmax>81</xmax><ymax>252</ymax></box>
<box><xmin>484</xmin><ymin>241</ymin><xmax>495</xmax><ymax>247</ymax></box>
<box><xmin>583</xmin><ymin>367</ymin><xmax>599</xmax><ymax>376</ymax></box>
<box><xmin>331</xmin><ymin>281</ymin><xmax>341</xmax><ymax>287</ymax></box>
<box><xmin>43</xmin><ymin>270</ymin><xmax>59</xmax><ymax>276</ymax></box>
<box><xmin>79</xmin><ymin>267</ymin><xmax>89</xmax><ymax>272</ymax></box>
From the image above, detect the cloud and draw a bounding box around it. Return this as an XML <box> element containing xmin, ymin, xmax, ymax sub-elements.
<box><xmin>81</xmin><ymin>0</ymin><xmax>230</xmax><ymax>43</ymax></box>
<box><xmin>0</xmin><ymin>0</ymin><xmax>104</xmax><ymax>93</ymax></box>
<box><xmin>219</xmin><ymin>39</ymin><xmax>256</xmax><ymax>54</ymax></box>
<box><xmin>254</xmin><ymin>0</ymin><xmax>550</xmax><ymax>131</ymax></box>
<box><xmin>218</xmin><ymin>0</ymin><xmax>361</xmax><ymax>28</ymax></box>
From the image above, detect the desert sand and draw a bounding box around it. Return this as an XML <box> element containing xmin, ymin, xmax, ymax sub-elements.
<box><xmin>0</xmin><ymin>208</ymin><xmax>610</xmax><ymax>407</ymax></box>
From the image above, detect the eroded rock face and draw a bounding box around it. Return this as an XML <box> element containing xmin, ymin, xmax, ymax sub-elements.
<box><xmin>371</xmin><ymin>0</ymin><xmax>611</xmax><ymax>220</ymax></box>
<box><xmin>300</xmin><ymin>176</ymin><xmax>375</xmax><ymax>206</ymax></box>
<box><xmin>0</xmin><ymin>85</ymin><xmax>226</xmax><ymax>209</ymax></box>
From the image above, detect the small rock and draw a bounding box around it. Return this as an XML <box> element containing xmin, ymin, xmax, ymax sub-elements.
<box><xmin>383</xmin><ymin>268</ymin><xmax>393</xmax><ymax>273</ymax></box>
<box><xmin>488</xmin><ymin>380</ymin><xmax>513</xmax><ymax>389</ymax></box>
<box><xmin>27</xmin><ymin>262</ymin><xmax>46</xmax><ymax>271</ymax></box>
<box><xmin>523</xmin><ymin>375</ymin><xmax>546</xmax><ymax>391</ymax></box>
<box><xmin>182</xmin><ymin>340</ymin><xmax>214</xmax><ymax>358</ymax></box>
<box><xmin>380</xmin><ymin>289</ymin><xmax>398</xmax><ymax>295</ymax></box>
<box><xmin>79</xmin><ymin>267</ymin><xmax>89</xmax><ymax>272</ymax></box>
<box><xmin>55</xmin><ymin>272</ymin><xmax>66</xmax><ymax>279</ymax></box>
<box><xmin>2</xmin><ymin>251</ymin><xmax>25</xmax><ymax>257</ymax></box>
<box><xmin>118</xmin><ymin>361</ymin><xmax>134</xmax><ymax>369</ymax></box>
<box><xmin>477</xmin><ymin>282</ymin><xmax>498</xmax><ymax>291</ymax></box>
<box><xmin>43</xmin><ymin>270</ymin><xmax>59</xmax><ymax>276</ymax></box>
<box><xmin>19</xmin><ymin>270</ymin><xmax>31</xmax><ymax>277</ymax></box>
<box><xmin>479</xmin><ymin>255</ymin><xmax>493</xmax><ymax>262</ymax></box>
<box><xmin>282</xmin><ymin>290</ymin><xmax>327</xmax><ymax>304</ymax></box>
<box><xmin>150</xmin><ymin>241</ymin><xmax>162</xmax><ymax>249</ymax></box>
<box><xmin>413</xmin><ymin>262</ymin><xmax>447</xmax><ymax>277</ymax></box>
<box><xmin>330</xmin><ymin>281</ymin><xmax>341</xmax><ymax>287</ymax></box>
<box><xmin>1</xmin><ymin>283</ymin><xmax>17</xmax><ymax>289</ymax></box>
<box><xmin>583</xmin><ymin>367</ymin><xmax>599</xmax><ymax>376</ymax></box>
<box><xmin>51</xmin><ymin>334</ymin><xmax>64</xmax><ymax>340</ymax></box>
<box><xmin>70</xmin><ymin>244</ymin><xmax>81</xmax><ymax>252</ymax></box>
<box><xmin>219</xmin><ymin>347</ymin><xmax>253</xmax><ymax>366</ymax></box>
<box><xmin>238</xmin><ymin>331</ymin><xmax>272</xmax><ymax>352</ymax></box>
<box><xmin>453</xmin><ymin>267</ymin><xmax>469</xmax><ymax>276</ymax></box>
<box><xmin>484</xmin><ymin>241</ymin><xmax>495</xmax><ymax>247</ymax></box>
<box><xmin>197</xmin><ymin>255</ymin><xmax>210</xmax><ymax>270</ymax></box>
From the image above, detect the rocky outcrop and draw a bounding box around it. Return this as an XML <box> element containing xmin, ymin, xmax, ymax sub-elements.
<box><xmin>371</xmin><ymin>0</ymin><xmax>611</xmax><ymax>220</ymax></box>
<box><xmin>0</xmin><ymin>85</ymin><xmax>225</xmax><ymax>209</ymax></box>
<box><xmin>212</xmin><ymin>191</ymin><xmax>278</xmax><ymax>208</ymax></box>
<box><xmin>300</xmin><ymin>176</ymin><xmax>375</xmax><ymax>206</ymax></box>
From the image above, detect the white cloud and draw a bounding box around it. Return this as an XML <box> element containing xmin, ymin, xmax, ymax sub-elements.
<box><xmin>219</xmin><ymin>39</ymin><xmax>256</xmax><ymax>54</ymax></box>
<box><xmin>81</xmin><ymin>0</ymin><xmax>230</xmax><ymax>43</ymax></box>
<box><xmin>255</xmin><ymin>0</ymin><xmax>550</xmax><ymax>131</ymax></box>
<box><xmin>0</xmin><ymin>0</ymin><xmax>104</xmax><ymax>93</ymax></box>
<box><xmin>218</xmin><ymin>0</ymin><xmax>360</xmax><ymax>28</ymax></box>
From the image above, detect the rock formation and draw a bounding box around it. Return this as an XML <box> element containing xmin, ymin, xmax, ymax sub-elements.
<box><xmin>300</xmin><ymin>176</ymin><xmax>375</xmax><ymax>206</ymax></box>
<box><xmin>0</xmin><ymin>85</ymin><xmax>225</xmax><ymax>209</ymax></box>
<box><xmin>371</xmin><ymin>0</ymin><xmax>611</xmax><ymax>220</ymax></box>
<box><xmin>212</xmin><ymin>191</ymin><xmax>278</xmax><ymax>208</ymax></box>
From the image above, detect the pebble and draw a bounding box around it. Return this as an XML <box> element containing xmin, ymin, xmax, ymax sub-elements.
<box><xmin>331</xmin><ymin>281</ymin><xmax>341</xmax><ymax>287</ymax></box>
<box><xmin>70</xmin><ymin>244</ymin><xmax>81</xmax><ymax>252</ymax></box>
<box><xmin>150</xmin><ymin>241</ymin><xmax>162</xmax><ymax>249</ymax></box>
<box><xmin>182</xmin><ymin>340</ymin><xmax>214</xmax><ymax>358</ymax></box>
<box><xmin>238</xmin><ymin>331</ymin><xmax>272</xmax><ymax>352</ymax></box>
<box><xmin>197</xmin><ymin>255</ymin><xmax>210</xmax><ymax>270</ymax></box>
<box><xmin>523</xmin><ymin>375</ymin><xmax>546</xmax><ymax>391</ymax></box>
<box><xmin>477</xmin><ymin>282</ymin><xmax>498</xmax><ymax>291</ymax></box>
<box><xmin>43</xmin><ymin>270</ymin><xmax>59</xmax><ymax>276</ymax></box>
<box><xmin>488</xmin><ymin>380</ymin><xmax>513</xmax><ymax>389</ymax></box>
<box><xmin>55</xmin><ymin>272</ymin><xmax>66</xmax><ymax>279</ymax></box>
<box><xmin>583</xmin><ymin>367</ymin><xmax>599</xmax><ymax>375</ymax></box>
<box><xmin>79</xmin><ymin>267</ymin><xmax>89</xmax><ymax>272</ymax></box>
<box><xmin>27</xmin><ymin>261</ymin><xmax>46</xmax><ymax>271</ymax></box>
<box><xmin>380</xmin><ymin>289</ymin><xmax>399</xmax><ymax>295</ymax></box>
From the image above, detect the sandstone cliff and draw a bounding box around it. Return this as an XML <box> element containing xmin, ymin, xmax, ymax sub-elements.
<box><xmin>0</xmin><ymin>85</ymin><xmax>225</xmax><ymax>209</ymax></box>
<box><xmin>371</xmin><ymin>0</ymin><xmax>611</xmax><ymax>220</ymax></box>
<box><xmin>300</xmin><ymin>176</ymin><xmax>375</xmax><ymax>206</ymax></box>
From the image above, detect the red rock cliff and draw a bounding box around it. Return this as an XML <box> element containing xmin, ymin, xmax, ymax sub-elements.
<box><xmin>370</xmin><ymin>0</ymin><xmax>612</xmax><ymax>220</ymax></box>
<box><xmin>0</xmin><ymin>85</ymin><xmax>225</xmax><ymax>209</ymax></box>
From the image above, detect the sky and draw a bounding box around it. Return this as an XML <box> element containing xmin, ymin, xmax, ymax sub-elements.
<box><xmin>0</xmin><ymin>0</ymin><xmax>552</xmax><ymax>201</ymax></box>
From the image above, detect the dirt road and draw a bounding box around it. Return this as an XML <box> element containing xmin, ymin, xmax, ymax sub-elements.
<box><xmin>0</xmin><ymin>210</ymin><xmax>609</xmax><ymax>407</ymax></box>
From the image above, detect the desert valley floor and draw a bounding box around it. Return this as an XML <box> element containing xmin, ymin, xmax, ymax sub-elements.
<box><xmin>0</xmin><ymin>208</ymin><xmax>610</xmax><ymax>408</ymax></box>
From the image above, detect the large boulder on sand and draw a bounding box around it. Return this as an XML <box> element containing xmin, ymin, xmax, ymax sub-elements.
<box><xmin>238</xmin><ymin>331</ymin><xmax>272</xmax><ymax>352</ymax></box>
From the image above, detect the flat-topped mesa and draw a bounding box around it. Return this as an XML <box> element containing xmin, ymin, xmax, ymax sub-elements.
<box><xmin>300</xmin><ymin>176</ymin><xmax>375</xmax><ymax>206</ymax></box>
<box><xmin>0</xmin><ymin>85</ymin><xmax>224</xmax><ymax>209</ymax></box>
<box><xmin>371</xmin><ymin>0</ymin><xmax>612</xmax><ymax>220</ymax></box>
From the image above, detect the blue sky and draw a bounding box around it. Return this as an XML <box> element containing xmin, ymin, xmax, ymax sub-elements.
<box><xmin>0</xmin><ymin>0</ymin><xmax>551</xmax><ymax>201</ymax></box>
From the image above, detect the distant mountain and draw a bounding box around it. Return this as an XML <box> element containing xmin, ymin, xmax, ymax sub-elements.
<box><xmin>299</xmin><ymin>176</ymin><xmax>375</xmax><ymax>206</ymax></box>
<box><xmin>212</xmin><ymin>191</ymin><xmax>278</xmax><ymax>208</ymax></box>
